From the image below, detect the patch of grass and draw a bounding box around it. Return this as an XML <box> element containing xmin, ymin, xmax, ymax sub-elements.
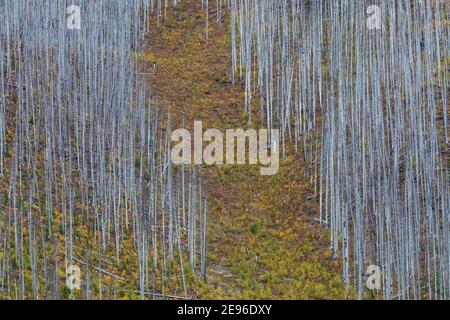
<box><xmin>143</xmin><ymin>2</ymin><xmax>352</xmax><ymax>300</ymax></box>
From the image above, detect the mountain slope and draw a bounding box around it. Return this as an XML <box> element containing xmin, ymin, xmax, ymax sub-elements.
<box><xmin>143</xmin><ymin>2</ymin><xmax>351</xmax><ymax>299</ymax></box>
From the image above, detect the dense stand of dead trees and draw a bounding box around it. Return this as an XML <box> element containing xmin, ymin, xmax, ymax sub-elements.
<box><xmin>0</xmin><ymin>0</ymin><xmax>449</xmax><ymax>301</ymax></box>
<box><xmin>228</xmin><ymin>0</ymin><xmax>449</xmax><ymax>299</ymax></box>
<box><xmin>0</xmin><ymin>0</ymin><xmax>206</xmax><ymax>300</ymax></box>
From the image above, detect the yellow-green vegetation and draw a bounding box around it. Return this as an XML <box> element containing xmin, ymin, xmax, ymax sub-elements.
<box><xmin>144</xmin><ymin>2</ymin><xmax>352</xmax><ymax>299</ymax></box>
<box><xmin>195</xmin><ymin>159</ymin><xmax>350</xmax><ymax>299</ymax></box>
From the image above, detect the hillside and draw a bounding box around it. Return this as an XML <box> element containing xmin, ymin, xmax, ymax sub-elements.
<box><xmin>0</xmin><ymin>0</ymin><xmax>448</xmax><ymax>301</ymax></box>
<box><xmin>142</xmin><ymin>2</ymin><xmax>349</xmax><ymax>299</ymax></box>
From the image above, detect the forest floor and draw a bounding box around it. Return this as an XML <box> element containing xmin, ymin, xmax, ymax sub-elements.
<box><xmin>142</xmin><ymin>2</ymin><xmax>351</xmax><ymax>299</ymax></box>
